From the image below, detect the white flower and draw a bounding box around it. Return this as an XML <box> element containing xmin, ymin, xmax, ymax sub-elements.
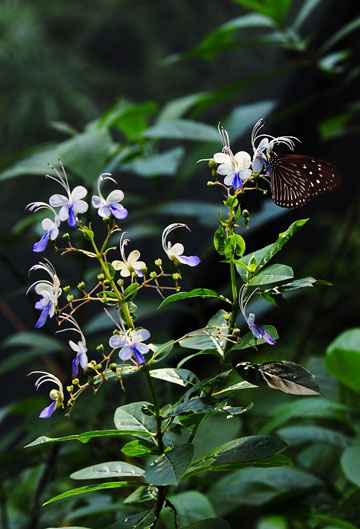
<box><xmin>28</xmin><ymin>371</ymin><xmax>64</xmax><ymax>419</ymax></box>
<box><xmin>26</xmin><ymin>202</ymin><xmax>61</xmax><ymax>252</ymax></box>
<box><xmin>47</xmin><ymin>160</ymin><xmax>88</xmax><ymax>227</ymax></box>
<box><xmin>27</xmin><ymin>259</ymin><xmax>62</xmax><ymax>328</ymax></box>
<box><xmin>92</xmin><ymin>173</ymin><xmax>128</xmax><ymax>220</ymax></box>
<box><xmin>112</xmin><ymin>232</ymin><xmax>146</xmax><ymax>278</ymax></box>
<box><xmin>162</xmin><ymin>223</ymin><xmax>200</xmax><ymax>267</ymax></box>
<box><xmin>109</xmin><ymin>328</ymin><xmax>151</xmax><ymax>365</ymax></box>
<box><xmin>57</xmin><ymin>315</ymin><xmax>88</xmax><ymax>379</ymax></box>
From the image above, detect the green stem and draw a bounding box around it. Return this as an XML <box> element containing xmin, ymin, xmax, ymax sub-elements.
<box><xmin>143</xmin><ymin>366</ymin><xmax>164</xmax><ymax>454</ymax></box>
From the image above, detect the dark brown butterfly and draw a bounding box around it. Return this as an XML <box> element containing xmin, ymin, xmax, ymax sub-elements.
<box><xmin>268</xmin><ymin>151</ymin><xmax>342</xmax><ymax>209</ymax></box>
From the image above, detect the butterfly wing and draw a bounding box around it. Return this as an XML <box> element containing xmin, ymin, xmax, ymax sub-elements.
<box><xmin>270</xmin><ymin>155</ymin><xmax>342</xmax><ymax>208</ymax></box>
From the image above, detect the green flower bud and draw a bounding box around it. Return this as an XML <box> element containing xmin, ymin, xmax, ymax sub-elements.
<box><xmin>97</xmin><ymin>273</ymin><xmax>105</xmax><ymax>281</ymax></box>
<box><xmin>207</xmin><ymin>181</ymin><xmax>215</xmax><ymax>187</ymax></box>
<box><xmin>66</xmin><ymin>385</ymin><xmax>74</xmax><ymax>393</ymax></box>
<box><xmin>211</xmin><ymin>169</ymin><xmax>218</xmax><ymax>178</ymax></box>
<box><xmin>150</xmin><ymin>271</ymin><xmax>157</xmax><ymax>279</ymax></box>
<box><xmin>72</xmin><ymin>378</ymin><xmax>79</xmax><ymax>385</ymax></box>
<box><xmin>96</xmin><ymin>364</ymin><xmax>103</xmax><ymax>371</ymax></box>
<box><xmin>62</xmin><ymin>233</ymin><xmax>70</xmax><ymax>240</ymax></box>
<box><xmin>77</xmin><ymin>281</ymin><xmax>86</xmax><ymax>291</ymax></box>
<box><xmin>63</xmin><ymin>285</ymin><xmax>71</xmax><ymax>293</ymax></box>
<box><xmin>102</xmin><ymin>216</ymin><xmax>110</xmax><ymax>223</ymax></box>
<box><xmin>117</xmin><ymin>278</ymin><xmax>124</xmax><ymax>287</ymax></box>
<box><xmin>66</xmin><ymin>294</ymin><xmax>74</xmax><ymax>303</ymax></box>
<box><xmin>223</xmin><ymin>313</ymin><xmax>230</xmax><ymax>320</ymax></box>
<box><xmin>208</xmin><ymin>159</ymin><xmax>217</xmax><ymax>170</ymax></box>
<box><xmin>109</xmin><ymin>363</ymin><xmax>118</xmax><ymax>372</ymax></box>
<box><xmin>155</xmin><ymin>259</ymin><xmax>162</xmax><ymax>267</ymax></box>
<box><xmin>96</xmin><ymin>344</ymin><xmax>104</xmax><ymax>352</ymax></box>
<box><xmin>172</xmin><ymin>273</ymin><xmax>181</xmax><ymax>280</ymax></box>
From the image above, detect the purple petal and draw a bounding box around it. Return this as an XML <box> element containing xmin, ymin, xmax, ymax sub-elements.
<box><xmin>33</xmin><ymin>232</ymin><xmax>50</xmax><ymax>253</ymax></box>
<box><xmin>39</xmin><ymin>400</ymin><xmax>56</xmax><ymax>419</ymax></box>
<box><xmin>35</xmin><ymin>305</ymin><xmax>50</xmax><ymax>328</ymax></box>
<box><xmin>110</xmin><ymin>205</ymin><xmax>128</xmax><ymax>220</ymax></box>
<box><xmin>68</xmin><ymin>205</ymin><xmax>78</xmax><ymax>227</ymax></box>
<box><xmin>177</xmin><ymin>255</ymin><xmax>201</xmax><ymax>267</ymax></box>
<box><xmin>135</xmin><ymin>269</ymin><xmax>143</xmax><ymax>278</ymax></box>
<box><xmin>133</xmin><ymin>346</ymin><xmax>146</xmax><ymax>365</ymax></box>
<box><xmin>250</xmin><ymin>324</ymin><xmax>263</xmax><ymax>340</ymax></box>
<box><xmin>260</xmin><ymin>327</ymin><xmax>277</xmax><ymax>345</ymax></box>
<box><xmin>72</xmin><ymin>355</ymin><xmax>80</xmax><ymax>379</ymax></box>
<box><xmin>232</xmin><ymin>173</ymin><xmax>243</xmax><ymax>190</ymax></box>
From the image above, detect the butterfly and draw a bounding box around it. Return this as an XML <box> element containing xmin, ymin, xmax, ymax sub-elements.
<box><xmin>268</xmin><ymin>152</ymin><xmax>342</xmax><ymax>208</ymax></box>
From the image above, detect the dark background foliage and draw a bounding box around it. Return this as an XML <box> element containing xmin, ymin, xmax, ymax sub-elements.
<box><xmin>1</xmin><ymin>1</ymin><xmax>360</xmax><ymax>528</ymax></box>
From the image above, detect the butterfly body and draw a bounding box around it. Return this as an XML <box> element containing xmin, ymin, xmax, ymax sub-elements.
<box><xmin>268</xmin><ymin>153</ymin><xmax>342</xmax><ymax>208</ymax></box>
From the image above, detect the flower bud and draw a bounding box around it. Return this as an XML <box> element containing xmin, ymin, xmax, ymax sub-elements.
<box><xmin>72</xmin><ymin>378</ymin><xmax>79</xmax><ymax>385</ymax></box>
<box><xmin>242</xmin><ymin>209</ymin><xmax>250</xmax><ymax>226</ymax></box>
<box><xmin>207</xmin><ymin>181</ymin><xmax>215</xmax><ymax>187</ymax></box>
<box><xmin>172</xmin><ymin>273</ymin><xmax>181</xmax><ymax>281</ymax></box>
<box><xmin>66</xmin><ymin>294</ymin><xmax>74</xmax><ymax>303</ymax></box>
<box><xmin>155</xmin><ymin>259</ymin><xmax>162</xmax><ymax>267</ymax></box>
<box><xmin>233</xmin><ymin>328</ymin><xmax>240</xmax><ymax>334</ymax></box>
<box><xmin>66</xmin><ymin>385</ymin><xmax>74</xmax><ymax>393</ymax></box>
<box><xmin>117</xmin><ymin>278</ymin><xmax>124</xmax><ymax>287</ymax></box>
<box><xmin>109</xmin><ymin>363</ymin><xmax>117</xmax><ymax>372</ymax></box>
<box><xmin>77</xmin><ymin>281</ymin><xmax>86</xmax><ymax>291</ymax></box>
<box><xmin>97</xmin><ymin>273</ymin><xmax>105</xmax><ymax>281</ymax></box>
<box><xmin>208</xmin><ymin>159</ymin><xmax>217</xmax><ymax>170</ymax></box>
<box><xmin>62</xmin><ymin>233</ymin><xmax>70</xmax><ymax>240</ymax></box>
<box><xmin>96</xmin><ymin>344</ymin><xmax>104</xmax><ymax>352</ymax></box>
<box><xmin>84</xmin><ymin>362</ymin><xmax>96</xmax><ymax>375</ymax></box>
<box><xmin>150</xmin><ymin>271</ymin><xmax>157</xmax><ymax>279</ymax></box>
<box><xmin>223</xmin><ymin>313</ymin><xmax>230</xmax><ymax>320</ymax></box>
<box><xmin>96</xmin><ymin>364</ymin><xmax>103</xmax><ymax>371</ymax></box>
<box><xmin>63</xmin><ymin>285</ymin><xmax>71</xmax><ymax>293</ymax></box>
<box><xmin>211</xmin><ymin>169</ymin><xmax>218</xmax><ymax>178</ymax></box>
<box><xmin>102</xmin><ymin>216</ymin><xmax>110</xmax><ymax>223</ymax></box>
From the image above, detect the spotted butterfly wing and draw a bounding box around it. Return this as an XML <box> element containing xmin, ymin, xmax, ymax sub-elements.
<box><xmin>269</xmin><ymin>153</ymin><xmax>342</xmax><ymax>208</ymax></box>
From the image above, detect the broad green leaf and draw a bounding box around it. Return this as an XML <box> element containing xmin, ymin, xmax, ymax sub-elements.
<box><xmin>145</xmin><ymin>444</ymin><xmax>194</xmax><ymax>486</ymax></box>
<box><xmin>236</xmin><ymin>219</ymin><xmax>308</xmax><ymax>279</ymax></box>
<box><xmin>114</xmin><ymin>402</ymin><xmax>156</xmax><ymax>440</ymax></box>
<box><xmin>166</xmin><ymin>397</ymin><xmax>217</xmax><ymax>417</ymax></box>
<box><xmin>278</xmin><ymin>425</ymin><xmax>351</xmax><ymax>448</ymax></box>
<box><xmin>181</xmin><ymin>519</ymin><xmax>231</xmax><ymax>529</ymax></box>
<box><xmin>124</xmin><ymin>485</ymin><xmax>157</xmax><ymax>504</ymax></box>
<box><xmin>156</xmin><ymin>92</ymin><xmax>210</xmax><ymax>123</ymax></box>
<box><xmin>341</xmin><ymin>443</ymin><xmax>360</xmax><ymax>487</ymax></box>
<box><xmin>232</xmin><ymin>0</ymin><xmax>292</xmax><ymax>26</ymax></box>
<box><xmin>278</xmin><ymin>277</ymin><xmax>325</xmax><ymax>292</ymax></box>
<box><xmin>70</xmin><ymin>461</ymin><xmax>144</xmax><ymax>480</ymax></box>
<box><xmin>112</xmin><ymin>101</ymin><xmax>158</xmax><ymax>140</ymax></box>
<box><xmin>0</xmin><ymin>144</ymin><xmax>59</xmax><ymax>181</ymax></box>
<box><xmin>213</xmin><ymin>381</ymin><xmax>257</xmax><ymax>396</ymax></box>
<box><xmin>25</xmin><ymin>430</ymin><xmax>133</xmax><ymax>448</ymax></box>
<box><xmin>224</xmin><ymin>234</ymin><xmax>246</xmax><ymax>259</ymax></box>
<box><xmin>260</xmin><ymin>398</ymin><xmax>348</xmax><ymax>434</ymax></box>
<box><xmin>233</xmin><ymin>361</ymin><xmax>321</xmax><ymax>396</ymax></box>
<box><xmin>247</xmin><ymin>264</ymin><xmax>293</xmax><ymax>286</ymax></box>
<box><xmin>191</xmin><ymin>414</ymin><xmax>241</xmax><ymax>459</ymax></box>
<box><xmin>228</xmin><ymin>326</ymin><xmax>279</xmax><ymax>352</ymax></box>
<box><xmin>150</xmin><ymin>368</ymin><xmax>199</xmax><ymax>387</ymax></box>
<box><xmin>161</xmin><ymin>491</ymin><xmax>216</xmax><ymax>528</ymax></box>
<box><xmin>214</xmin><ymin>225</ymin><xmax>226</xmax><ymax>255</ymax></box>
<box><xmin>179</xmin><ymin>310</ymin><xmax>230</xmax><ymax>355</ymax></box>
<box><xmin>324</xmin><ymin>329</ymin><xmax>360</xmax><ymax>392</ymax></box>
<box><xmin>158</xmin><ymin>288</ymin><xmax>225</xmax><ymax>309</ymax></box>
<box><xmin>59</xmin><ymin>129</ymin><xmax>112</xmax><ymax>183</ymax></box>
<box><xmin>257</xmin><ymin>517</ymin><xmax>287</xmax><ymax>529</ymax></box>
<box><xmin>43</xmin><ymin>481</ymin><xmax>140</xmax><ymax>506</ymax></box>
<box><xmin>121</xmin><ymin>440</ymin><xmax>158</xmax><ymax>457</ymax></box>
<box><xmin>310</xmin><ymin>515</ymin><xmax>359</xmax><ymax>529</ymax></box>
<box><xmin>185</xmin><ymin>435</ymin><xmax>287</xmax><ymax>477</ymax></box>
<box><xmin>121</xmin><ymin>147</ymin><xmax>184</xmax><ymax>177</ymax></box>
<box><xmin>143</xmin><ymin>119</ymin><xmax>219</xmax><ymax>142</ymax></box>
<box><xmin>105</xmin><ymin>510</ymin><xmax>155</xmax><ymax>529</ymax></box>
<box><xmin>149</xmin><ymin>340</ymin><xmax>174</xmax><ymax>363</ymax></box>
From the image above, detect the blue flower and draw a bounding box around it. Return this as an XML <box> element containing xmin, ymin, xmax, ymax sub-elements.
<box><xmin>92</xmin><ymin>173</ymin><xmax>128</xmax><ymax>220</ymax></box>
<box><xmin>109</xmin><ymin>328</ymin><xmax>151</xmax><ymax>365</ymax></box>
<box><xmin>27</xmin><ymin>260</ymin><xmax>62</xmax><ymax>328</ymax></box>
<box><xmin>57</xmin><ymin>315</ymin><xmax>88</xmax><ymax>379</ymax></box>
<box><xmin>29</xmin><ymin>371</ymin><xmax>64</xmax><ymax>419</ymax></box>
<box><xmin>47</xmin><ymin>161</ymin><xmax>88</xmax><ymax>227</ymax></box>
<box><xmin>27</xmin><ymin>202</ymin><xmax>61</xmax><ymax>253</ymax></box>
<box><xmin>239</xmin><ymin>284</ymin><xmax>276</xmax><ymax>346</ymax></box>
<box><xmin>162</xmin><ymin>223</ymin><xmax>200</xmax><ymax>267</ymax></box>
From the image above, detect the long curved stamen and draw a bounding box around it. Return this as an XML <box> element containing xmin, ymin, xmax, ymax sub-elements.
<box><xmin>28</xmin><ymin>371</ymin><xmax>63</xmax><ymax>392</ymax></box>
<box><xmin>97</xmin><ymin>173</ymin><xmax>116</xmax><ymax>201</ymax></box>
<box><xmin>104</xmin><ymin>307</ymin><xmax>126</xmax><ymax>334</ymax></box>
<box><xmin>161</xmin><ymin>223</ymin><xmax>189</xmax><ymax>254</ymax></box>
<box><xmin>267</xmin><ymin>135</ymin><xmax>300</xmax><ymax>152</ymax></box>
<box><xmin>119</xmin><ymin>232</ymin><xmax>130</xmax><ymax>263</ymax></box>
<box><xmin>26</xmin><ymin>279</ymin><xmax>53</xmax><ymax>295</ymax></box>
<box><xmin>57</xmin><ymin>314</ymin><xmax>86</xmax><ymax>345</ymax></box>
<box><xmin>239</xmin><ymin>284</ymin><xmax>260</xmax><ymax>324</ymax></box>
<box><xmin>46</xmin><ymin>160</ymin><xmax>71</xmax><ymax>198</ymax></box>
<box><xmin>26</xmin><ymin>202</ymin><xmax>59</xmax><ymax>221</ymax></box>
<box><xmin>251</xmin><ymin>118</ymin><xmax>266</xmax><ymax>153</ymax></box>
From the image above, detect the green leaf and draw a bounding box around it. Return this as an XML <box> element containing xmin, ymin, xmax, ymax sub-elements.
<box><xmin>233</xmin><ymin>361</ymin><xmax>321</xmax><ymax>395</ymax></box>
<box><xmin>161</xmin><ymin>491</ymin><xmax>216</xmax><ymax>528</ymax></box>
<box><xmin>121</xmin><ymin>440</ymin><xmax>158</xmax><ymax>457</ymax></box>
<box><xmin>247</xmin><ymin>264</ymin><xmax>294</xmax><ymax>286</ymax></box>
<box><xmin>260</xmin><ymin>398</ymin><xmax>348</xmax><ymax>434</ymax></box>
<box><xmin>291</xmin><ymin>0</ymin><xmax>323</xmax><ymax>31</ymax></box>
<box><xmin>236</xmin><ymin>219</ymin><xmax>308</xmax><ymax>279</ymax></box>
<box><xmin>112</xmin><ymin>101</ymin><xmax>158</xmax><ymax>140</ymax></box>
<box><xmin>25</xmin><ymin>430</ymin><xmax>133</xmax><ymax>448</ymax></box>
<box><xmin>156</xmin><ymin>92</ymin><xmax>210</xmax><ymax>122</ymax></box>
<box><xmin>114</xmin><ymin>402</ymin><xmax>156</xmax><ymax>440</ymax></box>
<box><xmin>166</xmin><ymin>397</ymin><xmax>217</xmax><ymax>418</ymax></box>
<box><xmin>324</xmin><ymin>329</ymin><xmax>360</xmax><ymax>392</ymax></box>
<box><xmin>105</xmin><ymin>510</ymin><xmax>155</xmax><ymax>529</ymax></box>
<box><xmin>181</xmin><ymin>519</ymin><xmax>231</xmax><ymax>529</ymax></box>
<box><xmin>278</xmin><ymin>425</ymin><xmax>351</xmax><ymax>448</ymax></box>
<box><xmin>177</xmin><ymin>350</ymin><xmax>220</xmax><ymax>368</ymax></box>
<box><xmin>59</xmin><ymin>129</ymin><xmax>112</xmax><ymax>183</ymax></box>
<box><xmin>149</xmin><ymin>340</ymin><xmax>174</xmax><ymax>363</ymax></box>
<box><xmin>158</xmin><ymin>288</ymin><xmax>224</xmax><ymax>309</ymax></box>
<box><xmin>321</xmin><ymin>16</ymin><xmax>360</xmax><ymax>53</ymax></box>
<box><xmin>214</xmin><ymin>225</ymin><xmax>226</xmax><ymax>255</ymax></box>
<box><xmin>43</xmin><ymin>481</ymin><xmax>140</xmax><ymax>506</ymax></box>
<box><xmin>143</xmin><ymin>119</ymin><xmax>219</xmax><ymax>142</ymax></box>
<box><xmin>70</xmin><ymin>461</ymin><xmax>144</xmax><ymax>480</ymax></box>
<box><xmin>124</xmin><ymin>485</ymin><xmax>158</xmax><ymax>504</ymax></box>
<box><xmin>224</xmin><ymin>234</ymin><xmax>246</xmax><ymax>260</ymax></box>
<box><xmin>185</xmin><ymin>435</ymin><xmax>288</xmax><ymax>477</ymax></box>
<box><xmin>232</xmin><ymin>0</ymin><xmax>292</xmax><ymax>26</ymax></box>
<box><xmin>121</xmin><ymin>147</ymin><xmax>184</xmax><ymax>177</ymax></box>
<box><xmin>145</xmin><ymin>444</ymin><xmax>194</xmax><ymax>486</ymax></box>
<box><xmin>277</xmin><ymin>277</ymin><xmax>320</xmax><ymax>292</ymax></box>
<box><xmin>179</xmin><ymin>310</ymin><xmax>230</xmax><ymax>355</ymax></box>
<box><xmin>341</xmin><ymin>443</ymin><xmax>360</xmax><ymax>487</ymax></box>
<box><xmin>149</xmin><ymin>368</ymin><xmax>199</xmax><ymax>387</ymax></box>
<box><xmin>0</xmin><ymin>144</ymin><xmax>59</xmax><ymax>181</ymax></box>
<box><xmin>123</xmin><ymin>283</ymin><xmax>139</xmax><ymax>301</ymax></box>
<box><xmin>310</xmin><ymin>515</ymin><xmax>359</xmax><ymax>529</ymax></box>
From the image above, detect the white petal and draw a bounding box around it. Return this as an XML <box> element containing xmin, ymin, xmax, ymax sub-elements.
<box><xmin>239</xmin><ymin>168</ymin><xmax>252</xmax><ymax>180</ymax></box>
<box><xmin>119</xmin><ymin>345</ymin><xmax>133</xmax><ymax>361</ymax></box>
<box><xmin>109</xmin><ymin>335</ymin><xmax>127</xmax><ymax>348</ymax></box>
<box><xmin>69</xmin><ymin>340</ymin><xmax>80</xmax><ymax>353</ymax></box>
<box><xmin>132</xmin><ymin>329</ymin><xmax>150</xmax><ymax>343</ymax></box>
<box><xmin>170</xmin><ymin>243</ymin><xmax>184</xmax><ymax>257</ymax></box>
<box><xmin>252</xmin><ymin>156</ymin><xmax>264</xmax><ymax>173</ymax></box>
<box><xmin>217</xmin><ymin>164</ymin><xmax>234</xmax><ymax>176</ymax></box>
<box><xmin>106</xmin><ymin>189</ymin><xmax>124</xmax><ymax>204</ymax></box>
<box><xmin>71</xmin><ymin>186</ymin><xmax>87</xmax><ymax>201</ymax></box>
<box><xmin>42</xmin><ymin>218</ymin><xmax>54</xmax><ymax>231</ymax></box>
<box><xmin>74</xmin><ymin>200</ymin><xmax>88</xmax><ymax>214</ymax></box>
<box><xmin>213</xmin><ymin>152</ymin><xmax>231</xmax><ymax>164</ymax></box>
<box><xmin>120</xmin><ymin>268</ymin><xmax>131</xmax><ymax>278</ymax></box>
<box><xmin>59</xmin><ymin>205</ymin><xmax>69</xmax><ymax>221</ymax></box>
<box><xmin>92</xmin><ymin>195</ymin><xmax>103</xmax><ymax>208</ymax></box>
<box><xmin>98</xmin><ymin>205</ymin><xmax>111</xmax><ymax>217</ymax></box>
<box><xmin>257</xmin><ymin>138</ymin><xmax>269</xmax><ymax>153</ymax></box>
<box><xmin>127</xmin><ymin>250</ymin><xmax>141</xmax><ymax>266</ymax></box>
<box><xmin>49</xmin><ymin>194</ymin><xmax>68</xmax><ymax>207</ymax></box>
<box><xmin>234</xmin><ymin>151</ymin><xmax>251</xmax><ymax>169</ymax></box>
<box><xmin>112</xmin><ymin>260</ymin><xmax>126</xmax><ymax>271</ymax></box>
<box><xmin>50</xmin><ymin>227</ymin><xmax>59</xmax><ymax>240</ymax></box>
